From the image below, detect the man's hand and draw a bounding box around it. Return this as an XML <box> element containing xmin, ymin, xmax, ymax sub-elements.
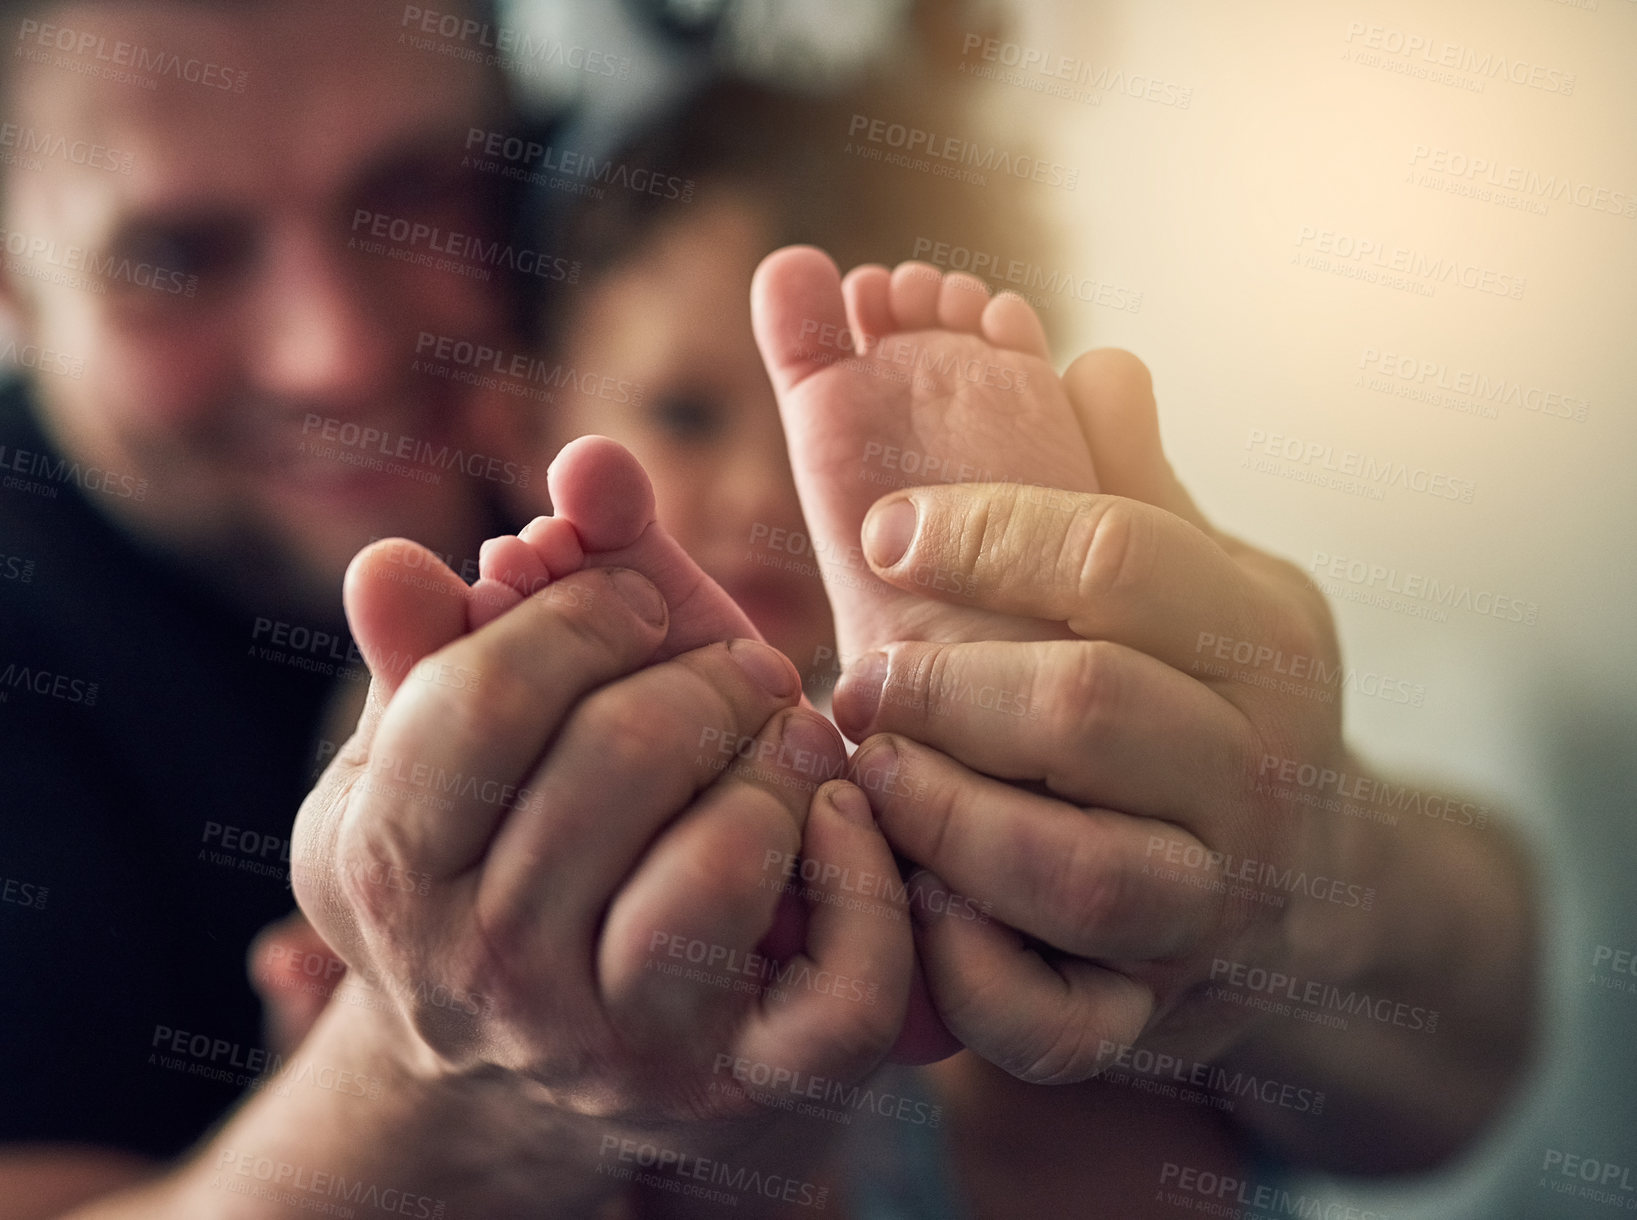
<box><xmin>831</xmin><ymin>351</ymin><xmax>1534</xmax><ymax>1169</ymax></box>
<box><xmin>831</xmin><ymin>351</ymin><xmax>1344</xmax><ymax>1081</ymax></box>
<box><xmin>293</xmin><ymin>546</ymin><xmax>911</xmax><ymax>1153</ymax></box>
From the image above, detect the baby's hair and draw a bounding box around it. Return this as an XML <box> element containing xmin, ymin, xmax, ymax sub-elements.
<box><xmin>535</xmin><ymin>75</ymin><xmax>1064</xmax><ymax>350</ymax></box>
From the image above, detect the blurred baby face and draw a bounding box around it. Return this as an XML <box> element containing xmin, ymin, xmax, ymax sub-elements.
<box><xmin>544</xmin><ymin>195</ymin><xmax>836</xmax><ymax>685</ymax></box>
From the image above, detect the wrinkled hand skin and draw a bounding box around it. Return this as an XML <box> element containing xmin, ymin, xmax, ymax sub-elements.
<box><xmin>830</xmin><ymin>350</ymin><xmax>1535</xmax><ymax>1172</ymax></box>
<box><xmin>830</xmin><ymin>349</ymin><xmax>1343</xmax><ymax>1082</ymax></box>
<box><xmin>290</xmin><ymin>549</ymin><xmax>912</xmax><ymax>1173</ymax></box>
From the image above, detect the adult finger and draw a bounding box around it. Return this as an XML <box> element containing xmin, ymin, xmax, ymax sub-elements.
<box><xmin>906</xmin><ymin>870</ymin><xmax>1154</xmax><ymax>1085</ymax></box>
<box><xmin>832</xmin><ymin>638</ymin><xmax>1254</xmax><ymax>822</ymax></box>
<box><xmin>598</xmin><ymin>708</ymin><xmax>847</xmax><ymax>1047</ymax></box>
<box><xmin>477</xmin><ymin>639</ymin><xmax>805</xmax><ymax>955</ymax></box>
<box><xmin>733</xmin><ymin>781</ymin><xmax>915</xmax><ymax>1090</ymax></box>
<box><xmin>850</xmin><ymin>735</ymin><xmax>1219</xmax><ymax>963</ymax></box>
<box><xmin>858</xmin><ymin>485</ymin><xmax>1281</xmax><ymax>677</ymax></box>
<box><xmin>1060</xmin><ymin>348</ymin><xmax>1216</xmax><ymax>537</ymax></box>
<box><xmin>293</xmin><ymin>539</ymin><xmax>509</xmax><ymax>937</ymax></box>
<box><xmin>342</xmin><ymin>566</ymin><xmax>668</xmax><ymax>884</ymax></box>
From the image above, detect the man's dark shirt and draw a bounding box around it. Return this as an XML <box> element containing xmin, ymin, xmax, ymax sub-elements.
<box><xmin>0</xmin><ymin>379</ymin><xmax>344</xmax><ymax>1157</ymax></box>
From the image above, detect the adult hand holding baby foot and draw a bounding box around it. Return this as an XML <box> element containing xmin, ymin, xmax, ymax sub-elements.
<box><xmin>754</xmin><ymin>248</ymin><xmax>1535</xmax><ymax>1174</ymax></box>
<box><xmin>830</xmin><ymin>347</ymin><xmax>1349</xmax><ymax>1081</ymax></box>
<box><xmin>273</xmin><ymin>497</ymin><xmax>913</xmax><ymax>1212</ymax></box>
<box><xmin>749</xmin><ymin>245</ymin><xmax>1324</xmax><ymax>1084</ymax></box>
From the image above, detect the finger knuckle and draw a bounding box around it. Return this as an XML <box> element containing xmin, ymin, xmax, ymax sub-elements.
<box><xmin>576</xmin><ymin>689</ymin><xmax>677</xmax><ymax>773</ymax></box>
<box><xmin>1055</xmin><ymin>848</ymin><xmax>1127</xmax><ymax>950</ymax></box>
<box><xmin>951</xmin><ymin>495</ymin><xmax>1009</xmax><ymax>582</ymax></box>
<box><xmin>968</xmin><ymin>980</ymin><xmax>1103</xmax><ymax>1085</ymax></box>
<box><xmin>403</xmin><ymin>984</ymin><xmax>490</xmax><ymax>1062</ymax></box>
<box><xmin>468</xmin><ymin>899</ymin><xmax>540</xmax><ymax>988</ymax></box>
<box><xmin>1057</xmin><ymin>641</ymin><xmax>1126</xmax><ymax>741</ymax></box>
<box><xmin>907</xmin><ymin>771</ymin><xmax>959</xmax><ymax>868</ymax></box>
<box><xmin>331</xmin><ymin>728</ymin><xmax>371</xmax><ymax>771</ymax></box>
<box><xmin>1073</xmin><ymin>500</ymin><xmax>1151</xmax><ymax>601</ymax></box>
<box><xmin>1013</xmin><ymin>1019</ymin><xmax>1105</xmax><ymax>1086</ymax></box>
<box><xmin>382</xmin><ymin>668</ymin><xmax>533</xmax><ymax>775</ymax></box>
<box><xmin>688</xmin><ymin>821</ymin><xmax>785</xmax><ymax>909</ymax></box>
<box><xmin>897</xmin><ymin>643</ymin><xmax>960</xmax><ymax>724</ymax></box>
<box><xmin>331</xmin><ymin>826</ymin><xmax>405</xmax><ymax>937</ymax></box>
<box><xmin>956</xmin><ymin>491</ymin><xmax>1055</xmax><ymax>593</ymax></box>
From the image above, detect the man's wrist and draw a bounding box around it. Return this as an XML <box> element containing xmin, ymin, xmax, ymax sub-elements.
<box><xmin>165</xmin><ymin>980</ymin><xmax>631</xmax><ymax>1219</ymax></box>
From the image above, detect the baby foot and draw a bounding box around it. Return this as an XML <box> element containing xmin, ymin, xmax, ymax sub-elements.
<box><xmin>751</xmin><ymin>248</ymin><xmax>1099</xmax><ymax>679</ymax></box>
<box><xmin>356</xmin><ymin>439</ymin><xmax>956</xmax><ymax>1065</ymax></box>
<box><xmin>468</xmin><ymin>435</ymin><xmax>770</xmax><ymax>664</ymax></box>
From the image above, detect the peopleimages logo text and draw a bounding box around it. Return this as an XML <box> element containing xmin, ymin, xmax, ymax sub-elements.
<box><xmin>848</xmin><ymin>114</ymin><xmax>1080</xmax><ymax>190</ymax></box>
<box><xmin>15</xmin><ymin>19</ymin><xmax>249</xmax><ymax>90</ymax></box>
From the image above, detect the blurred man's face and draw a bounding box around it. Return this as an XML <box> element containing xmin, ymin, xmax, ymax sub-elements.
<box><xmin>0</xmin><ymin>0</ymin><xmax>512</xmax><ymax>614</ymax></box>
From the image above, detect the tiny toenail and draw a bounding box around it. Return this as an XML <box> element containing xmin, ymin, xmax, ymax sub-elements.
<box><xmin>730</xmin><ymin>639</ymin><xmax>799</xmax><ymax>700</ymax></box>
<box><xmin>608</xmin><ymin>568</ymin><xmax>667</xmax><ymax>627</ymax></box>
<box><xmin>864</xmin><ymin>498</ymin><xmax>917</xmax><ymax>568</ymax></box>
